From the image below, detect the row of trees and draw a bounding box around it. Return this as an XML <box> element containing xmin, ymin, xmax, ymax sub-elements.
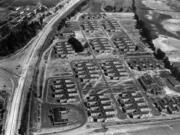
<box><xmin>104</xmin><ymin>0</ymin><xmax>133</xmax><ymax>12</ymax></box>
<box><xmin>133</xmin><ymin>2</ymin><xmax>180</xmax><ymax>79</ymax></box>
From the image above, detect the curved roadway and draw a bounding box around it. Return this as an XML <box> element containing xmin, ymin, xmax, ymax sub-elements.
<box><xmin>5</xmin><ymin>0</ymin><xmax>82</xmax><ymax>135</ymax></box>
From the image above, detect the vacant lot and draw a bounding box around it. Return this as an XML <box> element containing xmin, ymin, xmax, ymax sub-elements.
<box><xmin>0</xmin><ymin>69</ymin><xmax>13</xmax><ymax>93</ymax></box>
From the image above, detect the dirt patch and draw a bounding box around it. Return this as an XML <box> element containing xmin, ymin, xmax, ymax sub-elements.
<box><xmin>162</xmin><ymin>19</ymin><xmax>180</xmax><ymax>36</ymax></box>
<box><xmin>0</xmin><ymin>69</ymin><xmax>13</xmax><ymax>93</ymax></box>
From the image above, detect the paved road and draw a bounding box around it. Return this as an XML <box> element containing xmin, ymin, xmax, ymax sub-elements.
<box><xmin>5</xmin><ymin>0</ymin><xmax>82</xmax><ymax>135</ymax></box>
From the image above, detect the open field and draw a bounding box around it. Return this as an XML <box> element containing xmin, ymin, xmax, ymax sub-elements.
<box><xmin>153</xmin><ymin>35</ymin><xmax>180</xmax><ymax>52</ymax></box>
<box><xmin>0</xmin><ymin>69</ymin><xmax>13</xmax><ymax>93</ymax></box>
<box><xmin>162</xmin><ymin>19</ymin><xmax>180</xmax><ymax>36</ymax></box>
<box><xmin>140</xmin><ymin>0</ymin><xmax>180</xmax><ymax>63</ymax></box>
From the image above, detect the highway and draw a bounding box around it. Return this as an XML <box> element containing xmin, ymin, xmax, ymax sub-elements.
<box><xmin>4</xmin><ymin>0</ymin><xmax>82</xmax><ymax>135</ymax></box>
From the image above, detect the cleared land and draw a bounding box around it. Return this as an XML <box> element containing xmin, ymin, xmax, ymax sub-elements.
<box><xmin>141</xmin><ymin>0</ymin><xmax>180</xmax><ymax>62</ymax></box>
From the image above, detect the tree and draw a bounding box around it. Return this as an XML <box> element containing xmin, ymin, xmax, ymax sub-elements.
<box><xmin>155</xmin><ymin>48</ymin><xmax>165</xmax><ymax>59</ymax></box>
<box><xmin>164</xmin><ymin>57</ymin><xmax>171</xmax><ymax>69</ymax></box>
<box><xmin>68</xmin><ymin>37</ymin><xmax>84</xmax><ymax>52</ymax></box>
